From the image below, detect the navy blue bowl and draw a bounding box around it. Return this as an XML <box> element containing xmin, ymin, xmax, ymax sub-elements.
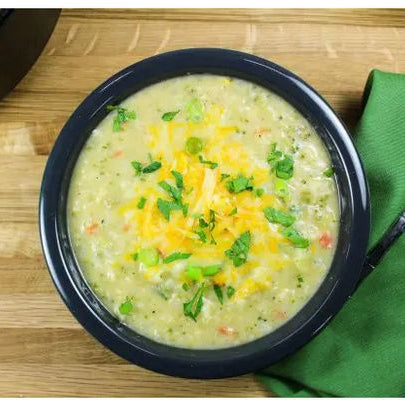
<box><xmin>39</xmin><ymin>48</ymin><xmax>370</xmax><ymax>378</ymax></box>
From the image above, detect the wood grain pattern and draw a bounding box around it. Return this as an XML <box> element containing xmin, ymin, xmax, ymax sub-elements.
<box><xmin>0</xmin><ymin>8</ymin><xmax>404</xmax><ymax>397</ymax></box>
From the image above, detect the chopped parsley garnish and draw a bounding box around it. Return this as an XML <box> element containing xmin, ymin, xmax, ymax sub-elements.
<box><xmin>182</xmin><ymin>283</ymin><xmax>189</xmax><ymax>291</ymax></box>
<box><xmin>194</xmin><ymin>229</ymin><xmax>207</xmax><ymax>243</ymax></box>
<box><xmin>137</xmin><ymin>196</ymin><xmax>147</xmax><ymax>209</ymax></box>
<box><xmin>159</xmin><ymin>180</ymin><xmax>182</xmax><ymax>203</ymax></box>
<box><xmin>226</xmin><ymin>175</ymin><xmax>254</xmax><ymax>194</ymax></box>
<box><xmin>225</xmin><ymin>231</ymin><xmax>251</xmax><ymax>267</ymax></box>
<box><xmin>267</xmin><ymin>143</ymin><xmax>283</xmax><ymax>163</ymax></box>
<box><xmin>208</xmin><ymin>209</ymin><xmax>216</xmax><ymax>232</ymax></box>
<box><xmin>324</xmin><ymin>167</ymin><xmax>335</xmax><ymax>177</ymax></box>
<box><xmin>131</xmin><ymin>160</ymin><xmax>143</xmax><ymax>176</ymax></box>
<box><xmin>185</xmin><ymin>137</ymin><xmax>203</xmax><ymax>155</ymax></box>
<box><xmin>119</xmin><ymin>297</ymin><xmax>134</xmax><ymax>315</ymax></box>
<box><xmin>142</xmin><ymin>161</ymin><xmax>162</xmax><ymax>173</ymax></box>
<box><xmin>131</xmin><ymin>252</ymin><xmax>138</xmax><ymax>261</ymax></box>
<box><xmin>185</xmin><ymin>98</ymin><xmax>204</xmax><ymax>123</ymax></box>
<box><xmin>254</xmin><ymin>188</ymin><xmax>264</xmax><ymax>197</ymax></box>
<box><xmin>282</xmin><ymin>228</ymin><xmax>310</xmax><ymax>248</ymax></box>
<box><xmin>213</xmin><ymin>285</ymin><xmax>224</xmax><ymax>305</ymax></box>
<box><xmin>267</xmin><ymin>143</ymin><xmax>294</xmax><ymax>180</ymax></box>
<box><xmin>220</xmin><ymin>173</ymin><xmax>230</xmax><ymax>182</ymax></box>
<box><xmin>226</xmin><ymin>285</ymin><xmax>236</xmax><ymax>298</ymax></box>
<box><xmin>275</xmin><ymin>156</ymin><xmax>294</xmax><ymax>179</ymax></box>
<box><xmin>198</xmin><ymin>155</ymin><xmax>218</xmax><ymax>169</ymax></box>
<box><xmin>157</xmin><ymin>198</ymin><xmax>184</xmax><ymax>221</ymax></box>
<box><xmin>107</xmin><ymin>105</ymin><xmax>137</xmax><ymax>132</ymax></box>
<box><xmin>163</xmin><ymin>252</ymin><xmax>192</xmax><ymax>264</ymax></box>
<box><xmin>196</xmin><ymin>210</ymin><xmax>216</xmax><ymax>243</ymax></box>
<box><xmin>157</xmin><ymin>172</ymin><xmax>188</xmax><ymax>220</ymax></box>
<box><xmin>263</xmin><ymin>207</ymin><xmax>296</xmax><ymax>227</ymax></box>
<box><xmin>183</xmin><ymin>283</ymin><xmax>205</xmax><ymax>321</ymax></box>
<box><xmin>131</xmin><ymin>160</ymin><xmax>161</xmax><ymax>176</ymax></box>
<box><xmin>161</xmin><ymin>110</ymin><xmax>180</xmax><ymax>121</ymax></box>
<box><xmin>171</xmin><ymin>170</ymin><xmax>183</xmax><ymax>189</ymax></box>
<box><xmin>229</xmin><ymin>207</ymin><xmax>237</xmax><ymax>216</ymax></box>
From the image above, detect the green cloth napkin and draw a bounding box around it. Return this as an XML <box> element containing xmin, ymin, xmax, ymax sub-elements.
<box><xmin>257</xmin><ymin>69</ymin><xmax>405</xmax><ymax>397</ymax></box>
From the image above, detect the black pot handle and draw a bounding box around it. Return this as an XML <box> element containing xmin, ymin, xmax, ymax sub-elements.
<box><xmin>359</xmin><ymin>210</ymin><xmax>405</xmax><ymax>282</ymax></box>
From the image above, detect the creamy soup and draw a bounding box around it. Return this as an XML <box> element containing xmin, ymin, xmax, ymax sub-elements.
<box><xmin>68</xmin><ymin>75</ymin><xmax>339</xmax><ymax>349</ymax></box>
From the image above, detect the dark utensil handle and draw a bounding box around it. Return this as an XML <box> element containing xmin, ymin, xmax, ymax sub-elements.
<box><xmin>360</xmin><ymin>210</ymin><xmax>405</xmax><ymax>282</ymax></box>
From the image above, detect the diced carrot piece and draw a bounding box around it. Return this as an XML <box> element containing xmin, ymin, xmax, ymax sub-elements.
<box><xmin>217</xmin><ymin>326</ymin><xmax>237</xmax><ymax>337</ymax></box>
<box><xmin>85</xmin><ymin>223</ymin><xmax>99</xmax><ymax>235</ymax></box>
<box><xmin>272</xmin><ymin>310</ymin><xmax>287</xmax><ymax>321</ymax></box>
<box><xmin>122</xmin><ymin>223</ymin><xmax>131</xmax><ymax>232</ymax></box>
<box><xmin>254</xmin><ymin>128</ymin><xmax>271</xmax><ymax>138</ymax></box>
<box><xmin>319</xmin><ymin>231</ymin><xmax>333</xmax><ymax>249</ymax></box>
<box><xmin>113</xmin><ymin>149</ymin><xmax>123</xmax><ymax>158</ymax></box>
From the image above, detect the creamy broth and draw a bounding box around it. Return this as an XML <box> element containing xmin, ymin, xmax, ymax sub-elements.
<box><xmin>68</xmin><ymin>75</ymin><xmax>339</xmax><ymax>349</ymax></box>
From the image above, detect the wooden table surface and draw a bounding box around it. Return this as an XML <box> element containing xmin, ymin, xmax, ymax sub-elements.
<box><xmin>1</xmin><ymin>8</ymin><xmax>405</xmax><ymax>397</ymax></box>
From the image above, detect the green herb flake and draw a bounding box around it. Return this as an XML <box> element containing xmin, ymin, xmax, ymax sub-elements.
<box><xmin>198</xmin><ymin>155</ymin><xmax>218</xmax><ymax>169</ymax></box>
<box><xmin>182</xmin><ymin>283</ymin><xmax>190</xmax><ymax>291</ymax></box>
<box><xmin>163</xmin><ymin>252</ymin><xmax>192</xmax><ymax>264</ymax></box>
<box><xmin>282</xmin><ymin>228</ymin><xmax>310</xmax><ymax>248</ymax></box>
<box><xmin>323</xmin><ymin>167</ymin><xmax>335</xmax><ymax>177</ymax></box>
<box><xmin>220</xmin><ymin>173</ymin><xmax>230</xmax><ymax>182</ymax></box>
<box><xmin>226</xmin><ymin>285</ymin><xmax>236</xmax><ymax>298</ymax></box>
<box><xmin>185</xmin><ymin>98</ymin><xmax>204</xmax><ymax>123</ymax></box>
<box><xmin>183</xmin><ymin>283</ymin><xmax>205</xmax><ymax>321</ymax></box>
<box><xmin>213</xmin><ymin>285</ymin><xmax>224</xmax><ymax>305</ymax></box>
<box><xmin>226</xmin><ymin>175</ymin><xmax>254</xmax><ymax>194</ymax></box>
<box><xmin>161</xmin><ymin>110</ymin><xmax>180</xmax><ymax>121</ymax></box>
<box><xmin>119</xmin><ymin>297</ymin><xmax>133</xmax><ymax>315</ymax></box>
<box><xmin>199</xmin><ymin>218</ymin><xmax>209</xmax><ymax>228</ymax></box>
<box><xmin>107</xmin><ymin>105</ymin><xmax>137</xmax><ymax>132</ymax></box>
<box><xmin>275</xmin><ymin>156</ymin><xmax>294</xmax><ymax>180</ymax></box>
<box><xmin>131</xmin><ymin>252</ymin><xmax>138</xmax><ymax>261</ymax></box>
<box><xmin>254</xmin><ymin>188</ymin><xmax>265</xmax><ymax>197</ymax></box>
<box><xmin>267</xmin><ymin>143</ymin><xmax>283</xmax><ymax>163</ymax></box>
<box><xmin>171</xmin><ymin>170</ymin><xmax>184</xmax><ymax>189</ymax></box>
<box><xmin>157</xmin><ymin>171</ymin><xmax>188</xmax><ymax>220</ymax></box>
<box><xmin>131</xmin><ymin>160</ymin><xmax>143</xmax><ymax>176</ymax></box>
<box><xmin>142</xmin><ymin>161</ymin><xmax>162</xmax><ymax>174</ymax></box>
<box><xmin>225</xmin><ymin>231</ymin><xmax>251</xmax><ymax>267</ymax></box>
<box><xmin>137</xmin><ymin>196</ymin><xmax>147</xmax><ymax>209</ymax></box>
<box><xmin>209</xmin><ymin>209</ymin><xmax>216</xmax><ymax>231</ymax></box>
<box><xmin>263</xmin><ymin>207</ymin><xmax>296</xmax><ymax>227</ymax></box>
<box><xmin>195</xmin><ymin>229</ymin><xmax>207</xmax><ymax>243</ymax></box>
<box><xmin>229</xmin><ymin>207</ymin><xmax>237</xmax><ymax>216</ymax></box>
<box><xmin>157</xmin><ymin>198</ymin><xmax>183</xmax><ymax>221</ymax></box>
<box><xmin>185</xmin><ymin>137</ymin><xmax>203</xmax><ymax>155</ymax></box>
<box><xmin>297</xmin><ymin>274</ymin><xmax>304</xmax><ymax>288</ymax></box>
<box><xmin>131</xmin><ymin>160</ymin><xmax>161</xmax><ymax>176</ymax></box>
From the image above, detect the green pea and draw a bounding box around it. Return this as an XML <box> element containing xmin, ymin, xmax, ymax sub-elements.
<box><xmin>185</xmin><ymin>137</ymin><xmax>203</xmax><ymax>155</ymax></box>
<box><xmin>274</xmin><ymin>179</ymin><xmax>289</xmax><ymax>199</ymax></box>
<box><xmin>186</xmin><ymin>266</ymin><xmax>203</xmax><ymax>281</ymax></box>
<box><xmin>138</xmin><ymin>248</ymin><xmax>160</xmax><ymax>267</ymax></box>
<box><xmin>202</xmin><ymin>264</ymin><xmax>222</xmax><ymax>276</ymax></box>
